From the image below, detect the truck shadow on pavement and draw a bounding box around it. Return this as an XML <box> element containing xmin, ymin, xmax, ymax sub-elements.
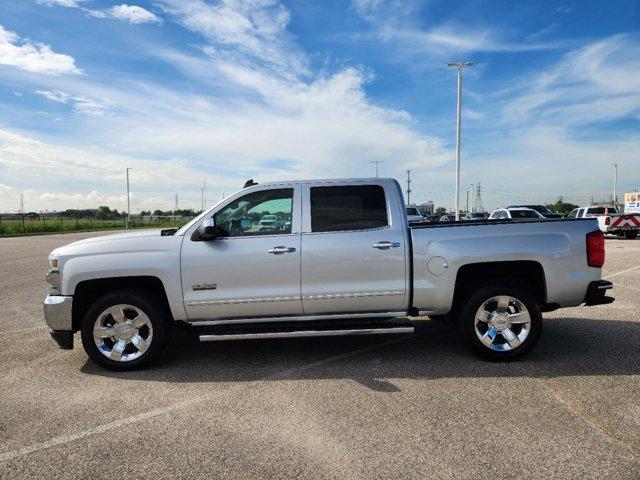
<box><xmin>81</xmin><ymin>317</ymin><xmax>640</xmax><ymax>390</ymax></box>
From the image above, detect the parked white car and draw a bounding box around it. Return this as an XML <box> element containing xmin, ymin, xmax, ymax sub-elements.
<box><xmin>489</xmin><ymin>208</ymin><xmax>544</xmax><ymax>220</ymax></box>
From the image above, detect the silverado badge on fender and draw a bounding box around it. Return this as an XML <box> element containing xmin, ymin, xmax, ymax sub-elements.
<box><xmin>192</xmin><ymin>283</ymin><xmax>217</xmax><ymax>291</ymax></box>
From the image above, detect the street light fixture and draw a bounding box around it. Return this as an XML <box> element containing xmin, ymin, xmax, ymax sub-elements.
<box><xmin>447</xmin><ymin>61</ymin><xmax>474</xmax><ymax>220</ymax></box>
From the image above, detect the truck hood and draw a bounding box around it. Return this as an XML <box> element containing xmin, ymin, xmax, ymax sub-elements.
<box><xmin>65</xmin><ymin>229</ymin><xmax>164</xmax><ymax>247</ymax></box>
<box><xmin>50</xmin><ymin>229</ymin><xmax>180</xmax><ymax>260</ymax></box>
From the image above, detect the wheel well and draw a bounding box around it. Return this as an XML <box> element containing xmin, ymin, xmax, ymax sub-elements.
<box><xmin>453</xmin><ymin>261</ymin><xmax>547</xmax><ymax>311</ymax></box>
<box><xmin>72</xmin><ymin>276</ymin><xmax>171</xmax><ymax>332</ymax></box>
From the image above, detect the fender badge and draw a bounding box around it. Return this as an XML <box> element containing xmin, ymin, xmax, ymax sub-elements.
<box><xmin>193</xmin><ymin>283</ymin><xmax>217</xmax><ymax>291</ymax></box>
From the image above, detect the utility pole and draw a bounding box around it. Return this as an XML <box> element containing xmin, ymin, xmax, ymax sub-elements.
<box><xmin>174</xmin><ymin>194</ymin><xmax>178</xmax><ymax>213</ymax></box>
<box><xmin>406</xmin><ymin>170</ymin><xmax>412</xmax><ymax>204</ymax></box>
<box><xmin>611</xmin><ymin>163</ymin><xmax>618</xmax><ymax>206</ymax></box>
<box><xmin>203</xmin><ymin>179</ymin><xmax>207</xmax><ymax>208</ymax></box>
<box><xmin>466</xmin><ymin>189</ymin><xmax>469</xmax><ymax>213</ymax></box>
<box><xmin>447</xmin><ymin>61</ymin><xmax>474</xmax><ymax>220</ymax></box>
<box><xmin>126</xmin><ymin>168</ymin><xmax>131</xmax><ymax>228</ymax></box>
<box><xmin>369</xmin><ymin>160</ymin><xmax>383</xmax><ymax>178</ymax></box>
<box><xmin>19</xmin><ymin>193</ymin><xmax>25</xmax><ymax>214</ymax></box>
<box><xmin>201</xmin><ymin>187</ymin><xmax>204</xmax><ymax>212</ymax></box>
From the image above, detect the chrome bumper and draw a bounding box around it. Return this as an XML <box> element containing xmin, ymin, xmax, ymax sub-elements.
<box><xmin>43</xmin><ymin>295</ymin><xmax>74</xmax><ymax>349</ymax></box>
<box><xmin>43</xmin><ymin>295</ymin><xmax>73</xmax><ymax>331</ymax></box>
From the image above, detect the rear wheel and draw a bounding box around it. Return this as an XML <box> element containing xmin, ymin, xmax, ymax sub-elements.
<box><xmin>81</xmin><ymin>290</ymin><xmax>169</xmax><ymax>371</ymax></box>
<box><xmin>457</xmin><ymin>284</ymin><xmax>542</xmax><ymax>361</ymax></box>
<box><xmin>625</xmin><ymin>231</ymin><xmax>638</xmax><ymax>240</ymax></box>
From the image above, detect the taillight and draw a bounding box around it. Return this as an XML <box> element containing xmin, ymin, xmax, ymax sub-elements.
<box><xmin>586</xmin><ymin>230</ymin><xmax>605</xmax><ymax>268</ymax></box>
<box><xmin>605</xmin><ymin>216</ymin><xmax>610</xmax><ymax>225</ymax></box>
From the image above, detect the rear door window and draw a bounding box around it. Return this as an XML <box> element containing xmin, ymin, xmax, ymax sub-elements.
<box><xmin>310</xmin><ymin>185</ymin><xmax>388</xmax><ymax>232</ymax></box>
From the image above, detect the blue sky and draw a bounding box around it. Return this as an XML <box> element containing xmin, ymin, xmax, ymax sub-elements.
<box><xmin>0</xmin><ymin>0</ymin><xmax>638</xmax><ymax>212</ymax></box>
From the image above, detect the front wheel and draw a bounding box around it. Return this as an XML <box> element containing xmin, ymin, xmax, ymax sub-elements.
<box><xmin>81</xmin><ymin>290</ymin><xmax>170</xmax><ymax>371</ymax></box>
<box><xmin>457</xmin><ymin>284</ymin><xmax>542</xmax><ymax>361</ymax></box>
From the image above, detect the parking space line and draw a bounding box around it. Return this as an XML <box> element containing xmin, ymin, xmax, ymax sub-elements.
<box><xmin>543</xmin><ymin>379</ymin><xmax>640</xmax><ymax>464</ymax></box>
<box><xmin>604</xmin><ymin>265</ymin><xmax>640</xmax><ymax>279</ymax></box>
<box><xmin>0</xmin><ymin>335</ymin><xmax>409</xmax><ymax>463</ymax></box>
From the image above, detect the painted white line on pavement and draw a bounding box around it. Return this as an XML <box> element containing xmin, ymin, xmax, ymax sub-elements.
<box><xmin>604</xmin><ymin>265</ymin><xmax>640</xmax><ymax>279</ymax></box>
<box><xmin>0</xmin><ymin>335</ymin><xmax>409</xmax><ymax>463</ymax></box>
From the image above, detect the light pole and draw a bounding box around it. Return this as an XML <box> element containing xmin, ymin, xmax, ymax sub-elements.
<box><xmin>611</xmin><ymin>163</ymin><xmax>618</xmax><ymax>206</ymax></box>
<box><xmin>126</xmin><ymin>167</ymin><xmax>131</xmax><ymax>228</ymax></box>
<box><xmin>406</xmin><ymin>170</ymin><xmax>412</xmax><ymax>204</ymax></box>
<box><xmin>447</xmin><ymin>61</ymin><xmax>474</xmax><ymax>220</ymax></box>
<box><xmin>369</xmin><ymin>160</ymin><xmax>383</xmax><ymax>177</ymax></box>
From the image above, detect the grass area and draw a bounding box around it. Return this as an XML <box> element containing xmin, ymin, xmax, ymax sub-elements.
<box><xmin>0</xmin><ymin>217</ymin><xmax>192</xmax><ymax>237</ymax></box>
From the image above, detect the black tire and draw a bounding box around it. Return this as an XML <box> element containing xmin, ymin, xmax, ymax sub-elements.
<box><xmin>457</xmin><ymin>283</ymin><xmax>542</xmax><ymax>361</ymax></box>
<box><xmin>81</xmin><ymin>289</ymin><xmax>170</xmax><ymax>371</ymax></box>
<box><xmin>625</xmin><ymin>231</ymin><xmax>638</xmax><ymax>240</ymax></box>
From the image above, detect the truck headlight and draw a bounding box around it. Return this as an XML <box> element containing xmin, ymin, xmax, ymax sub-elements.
<box><xmin>47</xmin><ymin>254</ymin><xmax>61</xmax><ymax>293</ymax></box>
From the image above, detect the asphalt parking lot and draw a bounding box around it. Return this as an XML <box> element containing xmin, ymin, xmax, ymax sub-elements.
<box><xmin>1</xmin><ymin>231</ymin><xmax>639</xmax><ymax>479</ymax></box>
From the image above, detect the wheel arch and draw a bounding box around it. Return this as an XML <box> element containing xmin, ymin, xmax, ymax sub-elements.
<box><xmin>453</xmin><ymin>260</ymin><xmax>547</xmax><ymax>314</ymax></box>
<box><xmin>72</xmin><ymin>276</ymin><xmax>173</xmax><ymax>332</ymax></box>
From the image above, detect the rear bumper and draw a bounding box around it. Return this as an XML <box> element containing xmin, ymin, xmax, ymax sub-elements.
<box><xmin>584</xmin><ymin>280</ymin><xmax>614</xmax><ymax>306</ymax></box>
<box><xmin>43</xmin><ymin>295</ymin><xmax>74</xmax><ymax>349</ymax></box>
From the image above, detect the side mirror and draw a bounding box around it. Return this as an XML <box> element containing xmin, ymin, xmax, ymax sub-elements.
<box><xmin>191</xmin><ymin>218</ymin><xmax>219</xmax><ymax>241</ymax></box>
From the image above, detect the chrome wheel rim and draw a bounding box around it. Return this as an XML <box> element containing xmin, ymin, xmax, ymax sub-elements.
<box><xmin>93</xmin><ymin>304</ymin><xmax>153</xmax><ymax>362</ymax></box>
<box><xmin>474</xmin><ymin>296</ymin><xmax>531</xmax><ymax>352</ymax></box>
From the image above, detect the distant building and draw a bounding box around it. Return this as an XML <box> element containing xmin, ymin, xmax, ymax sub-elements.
<box><xmin>418</xmin><ymin>201</ymin><xmax>435</xmax><ymax>215</ymax></box>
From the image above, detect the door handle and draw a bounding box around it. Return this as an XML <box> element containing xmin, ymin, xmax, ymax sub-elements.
<box><xmin>267</xmin><ymin>246</ymin><xmax>296</xmax><ymax>254</ymax></box>
<box><xmin>372</xmin><ymin>241</ymin><xmax>401</xmax><ymax>250</ymax></box>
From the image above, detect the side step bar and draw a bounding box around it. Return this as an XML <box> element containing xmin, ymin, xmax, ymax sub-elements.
<box><xmin>199</xmin><ymin>325</ymin><xmax>414</xmax><ymax>342</ymax></box>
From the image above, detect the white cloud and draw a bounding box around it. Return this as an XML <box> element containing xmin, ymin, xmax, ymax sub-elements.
<box><xmin>108</xmin><ymin>5</ymin><xmax>162</xmax><ymax>24</ymax></box>
<box><xmin>36</xmin><ymin>89</ymin><xmax>70</xmax><ymax>103</ymax></box>
<box><xmin>0</xmin><ymin>24</ymin><xmax>81</xmax><ymax>75</ymax></box>
<box><xmin>502</xmin><ymin>33</ymin><xmax>640</xmax><ymax>126</ymax></box>
<box><xmin>352</xmin><ymin>1</ymin><xmax>565</xmax><ymax>55</ymax></box>
<box><xmin>38</xmin><ymin>1</ymin><xmax>162</xmax><ymax>25</ymax></box>
<box><xmin>159</xmin><ymin>0</ymin><xmax>307</xmax><ymax>77</ymax></box>
<box><xmin>35</xmin><ymin>89</ymin><xmax>111</xmax><ymax>115</ymax></box>
<box><xmin>37</xmin><ymin>0</ymin><xmax>87</xmax><ymax>7</ymax></box>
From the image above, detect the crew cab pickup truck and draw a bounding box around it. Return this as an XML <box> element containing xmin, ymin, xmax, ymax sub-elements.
<box><xmin>568</xmin><ymin>205</ymin><xmax>639</xmax><ymax>239</ymax></box>
<box><xmin>44</xmin><ymin>178</ymin><xmax>613</xmax><ymax>370</ymax></box>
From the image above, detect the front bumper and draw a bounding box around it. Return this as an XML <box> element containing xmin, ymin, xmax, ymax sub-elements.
<box><xmin>584</xmin><ymin>280</ymin><xmax>615</xmax><ymax>306</ymax></box>
<box><xmin>43</xmin><ymin>295</ymin><xmax>74</xmax><ymax>349</ymax></box>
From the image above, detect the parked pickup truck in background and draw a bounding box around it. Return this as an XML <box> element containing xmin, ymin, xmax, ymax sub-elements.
<box><xmin>44</xmin><ymin>178</ymin><xmax>614</xmax><ymax>370</ymax></box>
<box><xmin>568</xmin><ymin>205</ymin><xmax>639</xmax><ymax>240</ymax></box>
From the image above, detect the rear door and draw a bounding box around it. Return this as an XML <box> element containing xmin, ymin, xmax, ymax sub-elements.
<box><xmin>300</xmin><ymin>181</ymin><xmax>409</xmax><ymax>315</ymax></box>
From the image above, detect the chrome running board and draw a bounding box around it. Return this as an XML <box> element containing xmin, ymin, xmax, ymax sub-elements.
<box><xmin>190</xmin><ymin>311</ymin><xmax>406</xmax><ymax>328</ymax></box>
<box><xmin>199</xmin><ymin>325</ymin><xmax>414</xmax><ymax>342</ymax></box>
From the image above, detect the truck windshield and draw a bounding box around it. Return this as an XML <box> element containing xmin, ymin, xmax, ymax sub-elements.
<box><xmin>406</xmin><ymin>207</ymin><xmax>420</xmax><ymax>216</ymax></box>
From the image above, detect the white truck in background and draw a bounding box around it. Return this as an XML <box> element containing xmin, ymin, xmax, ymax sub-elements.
<box><xmin>568</xmin><ymin>204</ymin><xmax>639</xmax><ymax>239</ymax></box>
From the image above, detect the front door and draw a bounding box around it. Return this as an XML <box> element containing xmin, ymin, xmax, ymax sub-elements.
<box><xmin>181</xmin><ymin>185</ymin><xmax>302</xmax><ymax>320</ymax></box>
<box><xmin>300</xmin><ymin>183</ymin><xmax>408</xmax><ymax>314</ymax></box>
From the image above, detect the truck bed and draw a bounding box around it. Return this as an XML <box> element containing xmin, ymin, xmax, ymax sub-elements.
<box><xmin>409</xmin><ymin>217</ymin><xmax>601</xmax><ymax>315</ymax></box>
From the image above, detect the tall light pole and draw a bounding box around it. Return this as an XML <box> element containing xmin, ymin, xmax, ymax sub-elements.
<box><xmin>406</xmin><ymin>170</ymin><xmax>412</xmax><ymax>204</ymax></box>
<box><xmin>447</xmin><ymin>61</ymin><xmax>474</xmax><ymax>220</ymax></box>
<box><xmin>126</xmin><ymin>167</ymin><xmax>131</xmax><ymax>228</ymax></box>
<box><xmin>611</xmin><ymin>163</ymin><xmax>618</xmax><ymax>206</ymax></box>
<box><xmin>370</xmin><ymin>160</ymin><xmax>383</xmax><ymax>177</ymax></box>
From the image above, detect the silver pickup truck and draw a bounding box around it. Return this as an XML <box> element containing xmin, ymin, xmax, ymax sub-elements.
<box><xmin>44</xmin><ymin>178</ymin><xmax>613</xmax><ymax>370</ymax></box>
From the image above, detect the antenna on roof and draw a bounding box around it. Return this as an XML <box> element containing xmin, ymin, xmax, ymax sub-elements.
<box><xmin>243</xmin><ymin>179</ymin><xmax>258</xmax><ymax>188</ymax></box>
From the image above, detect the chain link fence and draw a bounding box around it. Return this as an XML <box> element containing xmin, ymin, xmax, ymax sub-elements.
<box><xmin>0</xmin><ymin>214</ymin><xmax>195</xmax><ymax>236</ymax></box>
